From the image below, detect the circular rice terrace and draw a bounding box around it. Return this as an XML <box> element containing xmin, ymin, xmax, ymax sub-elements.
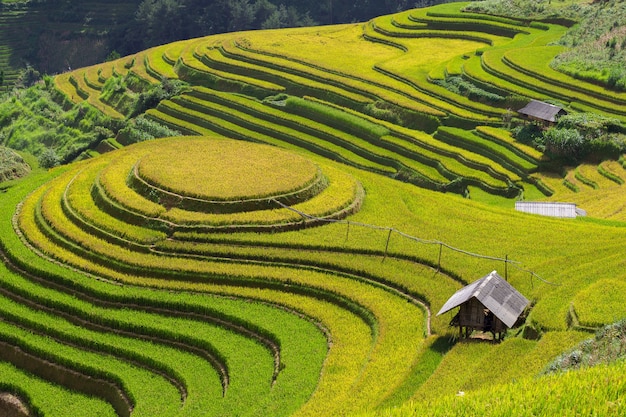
<box><xmin>136</xmin><ymin>138</ymin><xmax>322</xmax><ymax>202</ymax></box>
<box><xmin>10</xmin><ymin>134</ymin><xmax>440</xmax><ymax>416</ymax></box>
<box><xmin>72</xmin><ymin>136</ymin><xmax>364</xmax><ymax>235</ymax></box>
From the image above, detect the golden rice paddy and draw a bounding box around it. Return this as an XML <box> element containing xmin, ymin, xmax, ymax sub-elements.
<box><xmin>135</xmin><ymin>137</ymin><xmax>322</xmax><ymax>201</ymax></box>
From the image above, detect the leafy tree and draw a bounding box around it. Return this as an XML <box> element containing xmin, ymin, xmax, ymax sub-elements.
<box><xmin>38</xmin><ymin>148</ymin><xmax>60</xmax><ymax>169</ymax></box>
<box><xmin>512</xmin><ymin>124</ymin><xmax>544</xmax><ymax>147</ymax></box>
<box><xmin>607</xmin><ymin>67</ymin><xmax>626</xmax><ymax>92</ymax></box>
<box><xmin>135</xmin><ymin>0</ymin><xmax>189</xmax><ymax>47</ymax></box>
<box><xmin>16</xmin><ymin>66</ymin><xmax>41</xmax><ymax>88</ymax></box>
<box><xmin>261</xmin><ymin>4</ymin><xmax>316</xmax><ymax>29</ymax></box>
<box><xmin>554</xmin><ymin>113</ymin><xmax>626</xmax><ymax>160</ymax></box>
<box><xmin>543</xmin><ymin>127</ymin><xmax>583</xmax><ymax>160</ymax></box>
<box><xmin>228</xmin><ymin>0</ymin><xmax>257</xmax><ymax>31</ymax></box>
<box><xmin>6</xmin><ymin>0</ymin><xmax>423</xmax><ymax>77</ymax></box>
<box><xmin>105</xmin><ymin>51</ymin><xmax>121</xmax><ymax>62</ymax></box>
<box><xmin>129</xmin><ymin>78</ymin><xmax>190</xmax><ymax>118</ymax></box>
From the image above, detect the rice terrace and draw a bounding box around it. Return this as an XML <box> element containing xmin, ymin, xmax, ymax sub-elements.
<box><xmin>1</xmin><ymin>0</ymin><xmax>626</xmax><ymax>416</ymax></box>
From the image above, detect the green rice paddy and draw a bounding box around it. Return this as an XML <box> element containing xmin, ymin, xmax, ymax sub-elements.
<box><xmin>1</xmin><ymin>1</ymin><xmax>626</xmax><ymax>416</ymax></box>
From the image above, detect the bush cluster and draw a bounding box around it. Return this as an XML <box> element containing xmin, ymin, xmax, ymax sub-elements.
<box><xmin>364</xmin><ymin>100</ymin><xmax>440</xmax><ymax>133</ymax></box>
<box><xmin>129</xmin><ymin>78</ymin><xmax>190</xmax><ymax>118</ymax></box>
<box><xmin>545</xmin><ymin>319</ymin><xmax>626</xmax><ymax>374</ymax></box>
<box><xmin>38</xmin><ymin>148</ymin><xmax>60</xmax><ymax>169</ymax></box>
<box><xmin>607</xmin><ymin>66</ymin><xmax>626</xmax><ymax>92</ymax></box>
<box><xmin>0</xmin><ymin>84</ymin><xmax>120</xmax><ymax>163</ymax></box>
<box><xmin>463</xmin><ymin>0</ymin><xmax>584</xmax><ymax>22</ymax></box>
<box><xmin>116</xmin><ymin>115</ymin><xmax>181</xmax><ymax>144</ymax></box>
<box><xmin>513</xmin><ymin>113</ymin><xmax>626</xmax><ymax>163</ymax></box>
<box><xmin>550</xmin><ymin>0</ymin><xmax>626</xmax><ymax>91</ymax></box>
<box><xmin>433</xmin><ymin>76</ymin><xmax>506</xmax><ymax>105</ymax></box>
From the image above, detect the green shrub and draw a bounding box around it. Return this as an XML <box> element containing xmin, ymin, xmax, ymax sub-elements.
<box><xmin>543</xmin><ymin>127</ymin><xmax>583</xmax><ymax>161</ymax></box>
<box><xmin>262</xmin><ymin>93</ymin><xmax>290</xmax><ymax>105</ymax></box>
<box><xmin>15</xmin><ymin>66</ymin><xmax>42</xmax><ymax>88</ymax></box>
<box><xmin>557</xmin><ymin>113</ymin><xmax>622</xmax><ymax>136</ymax></box>
<box><xmin>129</xmin><ymin>78</ymin><xmax>190</xmax><ymax>118</ymax></box>
<box><xmin>549</xmin><ymin>113</ymin><xmax>626</xmax><ymax>160</ymax></box>
<box><xmin>433</xmin><ymin>76</ymin><xmax>506</xmax><ymax>105</ymax></box>
<box><xmin>116</xmin><ymin>115</ymin><xmax>181</xmax><ymax>144</ymax></box>
<box><xmin>101</xmin><ymin>75</ymin><xmax>127</xmax><ymax>98</ymax></box>
<box><xmin>607</xmin><ymin>67</ymin><xmax>626</xmax><ymax>92</ymax></box>
<box><xmin>545</xmin><ymin>319</ymin><xmax>626</xmax><ymax>374</ymax></box>
<box><xmin>37</xmin><ymin>148</ymin><xmax>60</xmax><ymax>169</ymax></box>
<box><xmin>512</xmin><ymin>124</ymin><xmax>544</xmax><ymax>149</ymax></box>
<box><xmin>364</xmin><ymin>100</ymin><xmax>440</xmax><ymax>133</ymax></box>
<box><xmin>503</xmin><ymin>94</ymin><xmax>531</xmax><ymax>111</ymax></box>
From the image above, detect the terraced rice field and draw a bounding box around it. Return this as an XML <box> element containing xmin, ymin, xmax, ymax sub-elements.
<box><xmin>2</xmin><ymin>1</ymin><xmax>626</xmax><ymax>416</ymax></box>
<box><xmin>0</xmin><ymin>4</ymin><xmax>43</xmax><ymax>87</ymax></box>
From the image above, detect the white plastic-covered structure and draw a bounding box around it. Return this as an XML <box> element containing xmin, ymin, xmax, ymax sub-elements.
<box><xmin>515</xmin><ymin>201</ymin><xmax>586</xmax><ymax>218</ymax></box>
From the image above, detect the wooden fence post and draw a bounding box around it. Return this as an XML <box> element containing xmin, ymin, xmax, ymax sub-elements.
<box><xmin>437</xmin><ymin>243</ymin><xmax>443</xmax><ymax>272</ymax></box>
<box><xmin>505</xmin><ymin>254</ymin><xmax>508</xmax><ymax>281</ymax></box>
<box><xmin>383</xmin><ymin>229</ymin><xmax>393</xmax><ymax>261</ymax></box>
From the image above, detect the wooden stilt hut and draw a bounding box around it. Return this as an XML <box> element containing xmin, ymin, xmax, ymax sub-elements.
<box><xmin>517</xmin><ymin>100</ymin><xmax>567</xmax><ymax>127</ymax></box>
<box><xmin>437</xmin><ymin>271</ymin><xmax>529</xmax><ymax>340</ymax></box>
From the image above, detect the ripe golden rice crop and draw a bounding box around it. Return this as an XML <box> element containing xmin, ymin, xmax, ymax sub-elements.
<box><xmin>136</xmin><ymin>137</ymin><xmax>321</xmax><ymax>200</ymax></box>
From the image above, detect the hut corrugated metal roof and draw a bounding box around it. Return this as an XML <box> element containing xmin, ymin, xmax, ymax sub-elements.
<box><xmin>517</xmin><ymin>100</ymin><xmax>566</xmax><ymax>122</ymax></box>
<box><xmin>437</xmin><ymin>271</ymin><xmax>529</xmax><ymax>328</ymax></box>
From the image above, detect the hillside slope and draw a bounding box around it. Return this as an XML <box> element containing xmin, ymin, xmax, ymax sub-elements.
<box><xmin>1</xmin><ymin>2</ymin><xmax>626</xmax><ymax>417</ymax></box>
<box><xmin>54</xmin><ymin>1</ymin><xmax>626</xmax><ymax>211</ymax></box>
<box><xmin>0</xmin><ymin>0</ymin><xmax>141</xmax><ymax>86</ymax></box>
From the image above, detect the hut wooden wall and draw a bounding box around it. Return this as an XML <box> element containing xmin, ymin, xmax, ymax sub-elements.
<box><xmin>459</xmin><ymin>298</ymin><xmax>505</xmax><ymax>333</ymax></box>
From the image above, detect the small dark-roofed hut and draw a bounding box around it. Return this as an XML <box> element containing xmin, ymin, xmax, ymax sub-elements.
<box><xmin>437</xmin><ymin>270</ymin><xmax>529</xmax><ymax>340</ymax></box>
<box><xmin>517</xmin><ymin>100</ymin><xmax>567</xmax><ymax>127</ymax></box>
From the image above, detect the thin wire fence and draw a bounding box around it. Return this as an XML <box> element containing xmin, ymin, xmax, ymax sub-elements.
<box><xmin>271</xmin><ymin>199</ymin><xmax>560</xmax><ymax>287</ymax></box>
